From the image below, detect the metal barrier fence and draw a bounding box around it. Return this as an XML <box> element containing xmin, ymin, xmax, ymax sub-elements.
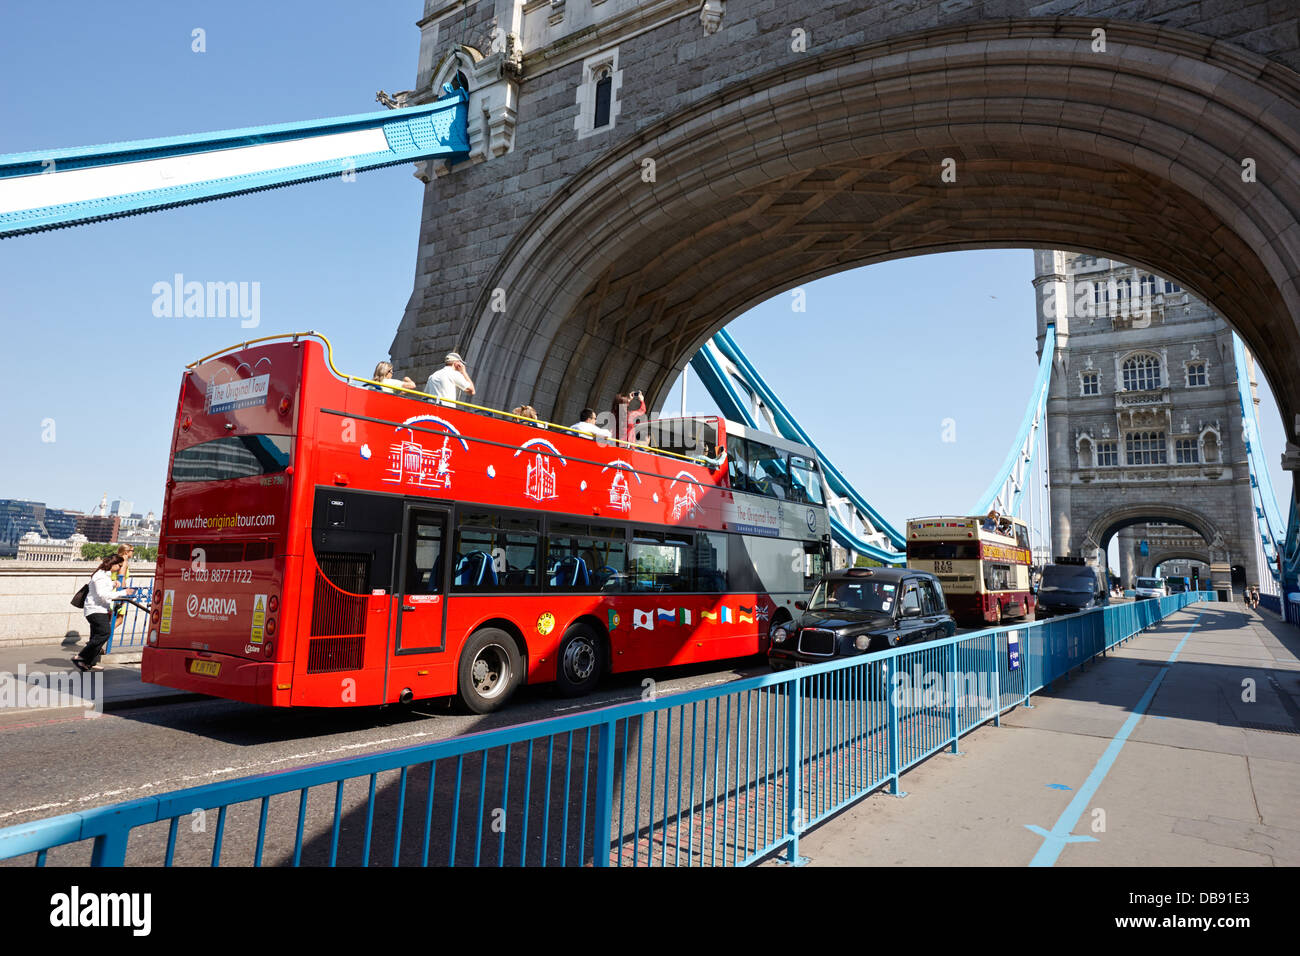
<box><xmin>106</xmin><ymin>577</ymin><xmax>155</xmax><ymax>653</ymax></box>
<box><xmin>0</xmin><ymin>592</ymin><xmax>1214</xmax><ymax>866</ymax></box>
<box><xmin>1258</xmin><ymin>591</ymin><xmax>1300</xmax><ymax>627</ymax></box>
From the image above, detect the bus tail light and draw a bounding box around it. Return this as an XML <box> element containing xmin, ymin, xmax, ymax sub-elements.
<box><xmin>266</xmin><ymin>617</ymin><xmax>277</xmax><ymax>637</ymax></box>
<box><xmin>149</xmin><ymin>629</ymin><xmax>158</xmax><ymax>645</ymax></box>
<box><xmin>278</xmin><ymin>397</ymin><xmax>292</xmax><ymax>416</ymax></box>
<box><xmin>268</xmin><ymin>595</ymin><xmax>279</xmax><ymax>613</ymax></box>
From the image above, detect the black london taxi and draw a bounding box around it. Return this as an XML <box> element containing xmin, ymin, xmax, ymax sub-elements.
<box><xmin>768</xmin><ymin>567</ymin><xmax>956</xmax><ymax>669</ymax></box>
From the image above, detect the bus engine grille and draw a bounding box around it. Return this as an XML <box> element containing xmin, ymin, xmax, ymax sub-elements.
<box><xmin>307</xmin><ymin>636</ymin><xmax>365</xmax><ymax>674</ymax></box>
<box><xmin>308</xmin><ymin>568</ymin><xmax>367</xmax><ymax>673</ymax></box>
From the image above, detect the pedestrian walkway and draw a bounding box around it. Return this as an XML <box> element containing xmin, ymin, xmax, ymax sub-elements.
<box><xmin>774</xmin><ymin>603</ymin><xmax>1300</xmax><ymax>866</ymax></box>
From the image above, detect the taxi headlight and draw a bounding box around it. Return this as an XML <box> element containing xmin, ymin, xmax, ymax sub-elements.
<box><xmin>772</xmin><ymin>627</ymin><xmax>788</xmax><ymax>644</ymax></box>
<box><xmin>854</xmin><ymin>634</ymin><xmax>871</xmax><ymax>651</ymax></box>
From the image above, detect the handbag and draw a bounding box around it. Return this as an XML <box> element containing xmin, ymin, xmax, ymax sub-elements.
<box><xmin>70</xmin><ymin>581</ymin><xmax>89</xmax><ymax>609</ymax></box>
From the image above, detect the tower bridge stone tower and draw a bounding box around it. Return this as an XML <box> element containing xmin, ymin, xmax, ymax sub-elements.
<box><xmin>385</xmin><ymin>0</ymin><xmax>1300</xmax><ymax>482</ymax></box>
<box><xmin>1034</xmin><ymin>250</ymin><xmax>1262</xmax><ymax>590</ymax></box>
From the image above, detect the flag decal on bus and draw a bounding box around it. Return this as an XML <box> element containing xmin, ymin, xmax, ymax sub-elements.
<box><xmin>701</xmin><ymin>610</ymin><xmax>717</xmax><ymax>622</ymax></box>
<box><xmin>677</xmin><ymin>608</ymin><xmax>691</xmax><ymax>625</ymax></box>
<box><xmin>633</xmin><ymin>609</ymin><xmax>653</xmax><ymax>630</ymax></box>
<box><xmin>608</xmin><ymin>610</ymin><xmax>620</xmax><ymax>630</ymax></box>
<box><xmin>656</xmin><ymin>609</ymin><xmax>676</xmax><ymax>623</ymax></box>
<box><xmin>738</xmin><ymin>605</ymin><xmax>754</xmax><ymax>624</ymax></box>
<box><xmin>721</xmin><ymin>606</ymin><xmax>732</xmax><ymax>623</ymax></box>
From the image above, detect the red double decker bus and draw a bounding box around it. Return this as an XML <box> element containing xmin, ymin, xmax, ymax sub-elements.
<box><xmin>142</xmin><ymin>333</ymin><xmax>830</xmax><ymax>712</ymax></box>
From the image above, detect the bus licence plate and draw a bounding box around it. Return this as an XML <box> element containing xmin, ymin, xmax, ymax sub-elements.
<box><xmin>190</xmin><ymin>660</ymin><xmax>221</xmax><ymax>678</ymax></box>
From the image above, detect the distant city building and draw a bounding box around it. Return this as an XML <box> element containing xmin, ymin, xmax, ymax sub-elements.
<box><xmin>110</xmin><ymin>498</ymin><xmax>133</xmax><ymax>517</ymax></box>
<box><xmin>0</xmin><ymin>499</ymin><xmax>47</xmax><ymax>556</ymax></box>
<box><xmin>75</xmin><ymin>514</ymin><xmax>121</xmax><ymax>543</ymax></box>
<box><xmin>16</xmin><ymin>532</ymin><xmax>88</xmax><ymax>563</ymax></box>
<box><xmin>43</xmin><ymin>508</ymin><xmax>80</xmax><ymax>539</ymax></box>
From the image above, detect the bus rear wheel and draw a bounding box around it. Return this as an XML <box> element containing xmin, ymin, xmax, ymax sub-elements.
<box><xmin>458</xmin><ymin>628</ymin><xmax>522</xmax><ymax>714</ymax></box>
<box><xmin>555</xmin><ymin>624</ymin><xmax>604</xmax><ymax>697</ymax></box>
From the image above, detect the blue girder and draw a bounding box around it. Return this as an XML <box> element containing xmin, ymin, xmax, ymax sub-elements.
<box><xmin>692</xmin><ymin>329</ymin><xmax>905</xmax><ymax>565</ymax></box>
<box><xmin>1233</xmin><ymin>335</ymin><xmax>1289</xmax><ymax>585</ymax></box>
<box><xmin>0</xmin><ymin>90</ymin><xmax>469</xmax><ymax>239</ymax></box>
<box><xmin>972</xmin><ymin>325</ymin><xmax>1056</xmax><ymax>518</ymax></box>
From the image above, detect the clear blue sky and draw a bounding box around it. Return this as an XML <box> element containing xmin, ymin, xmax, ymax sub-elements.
<box><xmin>0</xmin><ymin>2</ymin><xmax>1290</xmax><ymax>549</ymax></box>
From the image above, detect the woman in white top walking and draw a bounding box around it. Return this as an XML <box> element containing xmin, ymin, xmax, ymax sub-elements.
<box><xmin>74</xmin><ymin>554</ymin><xmax>137</xmax><ymax>671</ymax></box>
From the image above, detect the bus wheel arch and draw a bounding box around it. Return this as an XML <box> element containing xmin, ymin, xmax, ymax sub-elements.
<box><xmin>555</xmin><ymin>616</ymin><xmax>608</xmax><ymax>698</ymax></box>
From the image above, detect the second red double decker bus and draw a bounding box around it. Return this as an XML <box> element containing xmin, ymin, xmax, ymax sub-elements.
<box><xmin>142</xmin><ymin>333</ymin><xmax>830</xmax><ymax>712</ymax></box>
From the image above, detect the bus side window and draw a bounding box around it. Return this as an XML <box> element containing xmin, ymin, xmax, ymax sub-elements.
<box><xmin>546</xmin><ymin>520</ymin><xmax>627</xmax><ymax>593</ymax></box>
<box><xmin>453</xmin><ymin>511</ymin><xmax>540</xmax><ymax>592</ymax></box>
<box><xmin>404</xmin><ymin>511</ymin><xmax>446</xmax><ymax>594</ymax></box>
<box><xmin>803</xmin><ymin>542</ymin><xmax>824</xmax><ymax>591</ymax></box>
<box><xmin>727</xmin><ymin>439</ymin><xmax>750</xmax><ymax>493</ymax></box>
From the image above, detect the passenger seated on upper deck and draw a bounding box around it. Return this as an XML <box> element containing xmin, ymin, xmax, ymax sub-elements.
<box><xmin>982</xmin><ymin>509</ymin><xmax>1000</xmax><ymax>532</ymax></box>
<box><xmin>571</xmin><ymin>409</ymin><xmax>613</xmax><ymax>441</ymax></box>
<box><xmin>511</xmin><ymin>405</ymin><xmax>547</xmax><ymax>429</ymax></box>
<box><xmin>425</xmin><ymin>352</ymin><xmax>476</xmax><ymax>408</ymax></box>
<box><xmin>367</xmin><ymin>361</ymin><xmax>415</xmax><ymax>393</ymax></box>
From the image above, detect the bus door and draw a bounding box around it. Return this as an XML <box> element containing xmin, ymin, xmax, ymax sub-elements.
<box><xmin>395</xmin><ymin>505</ymin><xmax>450</xmax><ymax>656</ymax></box>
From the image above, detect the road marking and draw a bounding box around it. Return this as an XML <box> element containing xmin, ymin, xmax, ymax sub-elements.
<box><xmin>0</xmin><ymin>728</ymin><xmax>445</xmax><ymax>822</ymax></box>
<box><xmin>1024</xmin><ymin>612</ymin><xmax>1202</xmax><ymax>866</ymax></box>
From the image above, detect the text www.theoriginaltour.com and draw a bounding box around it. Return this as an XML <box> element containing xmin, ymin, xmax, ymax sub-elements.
<box><xmin>171</xmin><ymin>513</ymin><xmax>276</xmax><ymax>531</ymax></box>
<box><xmin>1114</xmin><ymin>915</ymin><xmax>1250</xmax><ymax>930</ymax></box>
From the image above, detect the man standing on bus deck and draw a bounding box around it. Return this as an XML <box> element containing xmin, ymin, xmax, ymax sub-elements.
<box><xmin>425</xmin><ymin>352</ymin><xmax>476</xmax><ymax>407</ymax></box>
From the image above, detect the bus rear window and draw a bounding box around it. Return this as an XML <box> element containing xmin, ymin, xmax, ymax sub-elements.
<box><xmin>173</xmin><ymin>435</ymin><xmax>292</xmax><ymax>482</ymax></box>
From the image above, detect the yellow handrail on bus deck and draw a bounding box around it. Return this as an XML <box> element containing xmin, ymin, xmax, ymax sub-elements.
<box><xmin>185</xmin><ymin>330</ymin><xmax>714</xmax><ymax>467</ymax></box>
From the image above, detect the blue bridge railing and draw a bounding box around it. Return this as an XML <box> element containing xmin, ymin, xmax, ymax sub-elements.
<box><xmin>106</xmin><ymin>577</ymin><xmax>155</xmax><ymax>654</ymax></box>
<box><xmin>1</xmin><ymin>592</ymin><xmax>1215</xmax><ymax>866</ymax></box>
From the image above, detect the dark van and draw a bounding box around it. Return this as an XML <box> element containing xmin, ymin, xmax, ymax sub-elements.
<box><xmin>1036</xmin><ymin>562</ymin><xmax>1110</xmax><ymax>619</ymax></box>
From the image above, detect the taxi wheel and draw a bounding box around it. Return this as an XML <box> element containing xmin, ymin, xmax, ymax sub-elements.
<box><xmin>555</xmin><ymin>624</ymin><xmax>604</xmax><ymax>698</ymax></box>
<box><xmin>458</xmin><ymin>628</ymin><xmax>522</xmax><ymax>715</ymax></box>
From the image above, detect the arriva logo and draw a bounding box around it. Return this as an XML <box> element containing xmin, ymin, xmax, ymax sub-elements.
<box><xmin>187</xmin><ymin>596</ymin><xmax>237</xmax><ymax>617</ymax></box>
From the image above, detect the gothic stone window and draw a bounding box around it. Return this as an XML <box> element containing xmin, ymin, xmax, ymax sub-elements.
<box><xmin>1186</xmin><ymin>362</ymin><xmax>1207</xmax><ymax>387</ymax></box>
<box><xmin>1081</xmin><ymin>371</ymin><xmax>1100</xmax><ymax>396</ymax></box>
<box><xmin>1201</xmin><ymin>428</ymin><xmax>1221</xmax><ymax>463</ymax></box>
<box><xmin>1096</xmin><ymin>441</ymin><xmax>1119</xmax><ymax>467</ymax></box>
<box><xmin>1175</xmin><ymin>438</ymin><xmax>1200</xmax><ymax>464</ymax></box>
<box><xmin>575</xmin><ymin>49</ymin><xmax>622</xmax><ymax>139</ymax></box>
<box><xmin>1126</xmin><ymin>431</ymin><xmax>1168</xmax><ymax>465</ymax></box>
<box><xmin>1122</xmin><ymin>353</ymin><xmax>1162</xmax><ymax>391</ymax></box>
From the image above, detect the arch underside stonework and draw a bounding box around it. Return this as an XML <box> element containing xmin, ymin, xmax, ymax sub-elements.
<box><xmin>1143</xmin><ymin>549</ymin><xmax>1212</xmax><ymax>577</ymax></box>
<box><xmin>445</xmin><ymin>20</ymin><xmax>1300</xmax><ymax>432</ymax></box>
<box><xmin>1084</xmin><ymin>502</ymin><xmax>1221</xmax><ymax>556</ymax></box>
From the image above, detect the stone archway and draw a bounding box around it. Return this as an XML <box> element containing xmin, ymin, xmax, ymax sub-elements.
<box><xmin>432</xmin><ymin>19</ymin><xmax>1300</xmax><ymax>434</ymax></box>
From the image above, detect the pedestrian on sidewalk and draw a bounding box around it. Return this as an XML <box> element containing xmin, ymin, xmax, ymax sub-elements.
<box><xmin>73</xmin><ymin>554</ymin><xmax>136</xmax><ymax>672</ymax></box>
